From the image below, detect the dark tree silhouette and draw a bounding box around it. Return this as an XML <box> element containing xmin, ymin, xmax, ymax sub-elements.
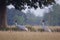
<box><xmin>0</xmin><ymin>0</ymin><xmax>55</xmax><ymax>28</ymax></box>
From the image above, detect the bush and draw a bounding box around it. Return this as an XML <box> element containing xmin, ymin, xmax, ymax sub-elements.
<box><xmin>26</xmin><ymin>27</ymin><xmax>36</xmax><ymax>32</ymax></box>
<box><xmin>0</xmin><ymin>27</ymin><xmax>19</xmax><ymax>31</ymax></box>
<box><xmin>51</xmin><ymin>28</ymin><xmax>60</xmax><ymax>32</ymax></box>
<box><xmin>0</xmin><ymin>27</ymin><xmax>9</xmax><ymax>31</ymax></box>
<box><xmin>37</xmin><ymin>28</ymin><xmax>44</xmax><ymax>32</ymax></box>
<box><xmin>11</xmin><ymin>27</ymin><xmax>19</xmax><ymax>31</ymax></box>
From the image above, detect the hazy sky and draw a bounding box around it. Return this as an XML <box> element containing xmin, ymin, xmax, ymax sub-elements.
<box><xmin>7</xmin><ymin>0</ymin><xmax>60</xmax><ymax>17</ymax></box>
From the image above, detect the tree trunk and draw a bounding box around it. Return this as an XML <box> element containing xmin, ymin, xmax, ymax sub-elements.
<box><xmin>0</xmin><ymin>0</ymin><xmax>7</xmax><ymax>28</ymax></box>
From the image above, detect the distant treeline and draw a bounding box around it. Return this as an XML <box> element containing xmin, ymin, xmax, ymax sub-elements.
<box><xmin>44</xmin><ymin>4</ymin><xmax>60</xmax><ymax>26</ymax></box>
<box><xmin>7</xmin><ymin>8</ymin><xmax>41</xmax><ymax>25</ymax></box>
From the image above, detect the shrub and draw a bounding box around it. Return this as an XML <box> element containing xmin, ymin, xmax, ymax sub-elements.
<box><xmin>51</xmin><ymin>28</ymin><xmax>60</xmax><ymax>32</ymax></box>
<box><xmin>37</xmin><ymin>28</ymin><xmax>44</xmax><ymax>32</ymax></box>
<box><xmin>26</xmin><ymin>27</ymin><xmax>36</xmax><ymax>32</ymax></box>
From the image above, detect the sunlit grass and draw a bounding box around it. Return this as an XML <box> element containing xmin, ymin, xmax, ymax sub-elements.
<box><xmin>0</xmin><ymin>31</ymin><xmax>60</xmax><ymax>40</ymax></box>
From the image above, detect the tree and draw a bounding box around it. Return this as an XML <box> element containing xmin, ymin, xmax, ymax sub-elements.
<box><xmin>0</xmin><ymin>0</ymin><xmax>7</xmax><ymax>28</ymax></box>
<box><xmin>44</xmin><ymin>4</ymin><xmax>60</xmax><ymax>26</ymax></box>
<box><xmin>0</xmin><ymin>0</ymin><xmax>55</xmax><ymax>28</ymax></box>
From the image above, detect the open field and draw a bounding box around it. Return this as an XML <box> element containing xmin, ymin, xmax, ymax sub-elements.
<box><xmin>0</xmin><ymin>31</ymin><xmax>60</xmax><ymax>40</ymax></box>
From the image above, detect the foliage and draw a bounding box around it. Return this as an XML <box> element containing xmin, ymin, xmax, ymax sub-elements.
<box><xmin>38</xmin><ymin>28</ymin><xmax>44</xmax><ymax>32</ymax></box>
<box><xmin>26</xmin><ymin>10</ymin><xmax>41</xmax><ymax>25</ymax></box>
<box><xmin>0</xmin><ymin>26</ymin><xmax>60</xmax><ymax>32</ymax></box>
<box><xmin>26</xmin><ymin>25</ymin><xmax>35</xmax><ymax>31</ymax></box>
<box><xmin>27</xmin><ymin>27</ymin><xmax>36</xmax><ymax>32</ymax></box>
<box><xmin>0</xmin><ymin>27</ymin><xmax>10</xmax><ymax>31</ymax></box>
<box><xmin>7</xmin><ymin>8</ymin><xmax>26</xmax><ymax>25</ymax></box>
<box><xmin>0</xmin><ymin>0</ymin><xmax>55</xmax><ymax>10</ymax></box>
<box><xmin>50</xmin><ymin>27</ymin><xmax>60</xmax><ymax>32</ymax></box>
<box><xmin>43</xmin><ymin>4</ymin><xmax>60</xmax><ymax>26</ymax></box>
<box><xmin>14</xmin><ymin>15</ymin><xmax>25</xmax><ymax>25</ymax></box>
<box><xmin>7</xmin><ymin>8</ymin><xmax>41</xmax><ymax>25</ymax></box>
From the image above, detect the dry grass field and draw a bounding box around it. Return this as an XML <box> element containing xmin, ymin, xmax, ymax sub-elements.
<box><xmin>0</xmin><ymin>31</ymin><xmax>60</xmax><ymax>40</ymax></box>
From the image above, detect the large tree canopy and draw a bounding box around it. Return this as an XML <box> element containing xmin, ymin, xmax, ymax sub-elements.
<box><xmin>6</xmin><ymin>0</ymin><xmax>56</xmax><ymax>10</ymax></box>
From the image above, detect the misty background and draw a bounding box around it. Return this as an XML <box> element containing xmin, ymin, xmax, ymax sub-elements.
<box><xmin>7</xmin><ymin>0</ymin><xmax>60</xmax><ymax>26</ymax></box>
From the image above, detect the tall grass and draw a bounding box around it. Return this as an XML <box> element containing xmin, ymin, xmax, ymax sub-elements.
<box><xmin>0</xmin><ymin>25</ymin><xmax>60</xmax><ymax>32</ymax></box>
<box><xmin>0</xmin><ymin>31</ymin><xmax>60</xmax><ymax>40</ymax></box>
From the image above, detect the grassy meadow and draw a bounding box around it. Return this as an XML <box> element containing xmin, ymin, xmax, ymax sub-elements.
<box><xmin>0</xmin><ymin>26</ymin><xmax>60</xmax><ymax>40</ymax></box>
<box><xmin>0</xmin><ymin>31</ymin><xmax>60</xmax><ymax>40</ymax></box>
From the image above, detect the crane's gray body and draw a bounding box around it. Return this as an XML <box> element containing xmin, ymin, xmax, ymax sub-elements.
<box><xmin>42</xmin><ymin>22</ymin><xmax>51</xmax><ymax>32</ymax></box>
<box><xmin>15</xmin><ymin>23</ymin><xmax>28</xmax><ymax>31</ymax></box>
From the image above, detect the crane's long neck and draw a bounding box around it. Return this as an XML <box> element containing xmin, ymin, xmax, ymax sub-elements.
<box><xmin>42</xmin><ymin>22</ymin><xmax>45</xmax><ymax>26</ymax></box>
<box><xmin>15</xmin><ymin>22</ymin><xmax>18</xmax><ymax>26</ymax></box>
